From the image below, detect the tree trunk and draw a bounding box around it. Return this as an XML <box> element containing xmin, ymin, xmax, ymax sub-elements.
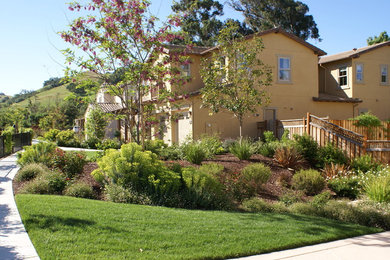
<box><xmin>239</xmin><ymin>117</ymin><xmax>243</xmax><ymax>144</ymax></box>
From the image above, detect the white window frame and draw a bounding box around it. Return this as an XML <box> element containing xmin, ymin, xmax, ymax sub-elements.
<box><xmin>338</xmin><ymin>66</ymin><xmax>348</xmax><ymax>89</ymax></box>
<box><xmin>380</xmin><ymin>64</ymin><xmax>388</xmax><ymax>85</ymax></box>
<box><xmin>355</xmin><ymin>63</ymin><xmax>364</xmax><ymax>83</ymax></box>
<box><xmin>277</xmin><ymin>56</ymin><xmax>292</xmax><ymax>83</ymax></box>
<box><xmin>181</xmin><ymin>64</ymin><xmax>191</xmax><ymax>77</ymax></box>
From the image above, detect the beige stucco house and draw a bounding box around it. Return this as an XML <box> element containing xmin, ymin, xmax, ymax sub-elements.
<box><xmin>81</xmin><ymin>29</ymin><xmax>389</xmax><ymax>144</ymax></box>
<box><xmin>319</xmin><ymin>41</ymin><xmax>390</xmax><ymax>120</ymax></box>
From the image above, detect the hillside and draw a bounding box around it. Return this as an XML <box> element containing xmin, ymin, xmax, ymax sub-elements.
<box><xmin>14</xmin><ymin>85</ymin><xmax>71</xmax><ymax>108</ymax></box>
<box><xmin>0</xmin><ymin>93</ymin><xmax>10</xmax><ymax>103</ymax></box>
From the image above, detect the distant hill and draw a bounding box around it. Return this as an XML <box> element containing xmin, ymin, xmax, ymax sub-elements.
<box><xmin>14</xmin><ymin>84</ymin><xmax>71</xmax><ymax>108</ymax></box>
<box><xmin>0</xmin><ymin>93</ymin><xmax>10</xmax><ymax>103</ymax></box>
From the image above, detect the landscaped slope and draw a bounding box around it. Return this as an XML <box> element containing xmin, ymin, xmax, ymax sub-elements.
<box><xmin>14</xmin><ymin>85</ymin><xmax>70</xmax><ymax>108</ymax></box>
<box><xmin>16</xmin><ymin>194</ymin><xmax>380</xmax><ymax>260</ymax></box>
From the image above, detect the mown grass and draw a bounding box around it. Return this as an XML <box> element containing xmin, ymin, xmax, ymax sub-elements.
<box><xmin>14</xmin><ymin>85</ymin><xmax>70</xmax><ymax>107</ymax></box>
<box><xmin>16</xmin><ymin>194</ymin><xmax>380</xmax><ymax>260</ymax></box>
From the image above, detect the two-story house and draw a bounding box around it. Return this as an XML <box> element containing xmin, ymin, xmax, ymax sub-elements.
<box><xmin>319</xmin><ymin>41</ymin><xmax>390</xmax><ymax>119</ymax></box>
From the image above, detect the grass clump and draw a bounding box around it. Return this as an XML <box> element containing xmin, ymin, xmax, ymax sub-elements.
<box><xmin>240</xmin><ymin>163</ymin><xmax>271</xmax><ymax>195</ymax></box>
<box><xmin>292</xmin><ymin>169</ymin><xmax>325</xmax><ymax>195</ymax></box>
<box><xmin>365</xmin><ymin>174</ymin><xmax>390</xmax><ymax>203</ymax></box>
<box><xmin>182</xmin><ymin>142</ymin><xmax>207</xmax><ymax>165</ymax></box>
<box><xmin>15</xmin><ymin>163</ymin><xmax>49</xmax><ymax>182</ymax></box>
<box><xmin>20</xmin><ymin>171</ymin><xmax>66</xmax><ymax>195</ymax></box>
<box><xmin>229</xmin><ymin>139</ymin><xmax>255</xmax><ymax>160</ymax></box>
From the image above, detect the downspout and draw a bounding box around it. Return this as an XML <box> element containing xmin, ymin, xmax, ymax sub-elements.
<box><xmin>319</xmin><ymin>63</ymin><xmax>327</xmax><ymax>94</ymax></box>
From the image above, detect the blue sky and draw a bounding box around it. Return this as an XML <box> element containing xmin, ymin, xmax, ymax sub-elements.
<box><xmin>0</xmin><ymin>0</ymin><xmax>389</xmax><ymax>96</ymax></box>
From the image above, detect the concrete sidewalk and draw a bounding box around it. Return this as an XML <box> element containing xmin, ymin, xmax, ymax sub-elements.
<box><xmin>0</xmin><ymin>153</ymin><xmax>40</xmax><ymax>260</ymax></box>
<box><xmin>236</xmin><ymin>231</ymin><xmax>390</xmax><ymax>260</ymax></box>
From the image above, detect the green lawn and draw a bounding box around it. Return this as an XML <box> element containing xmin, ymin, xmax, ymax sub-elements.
<box><xmin>84</xmin><ymin>150</ymin><xmax>101</xmax><ymax>161</ymax></box>
<box><xmin>16</xmin><ymin>195</ymin><xmax>380</xmax><ymax>260</ymax></box>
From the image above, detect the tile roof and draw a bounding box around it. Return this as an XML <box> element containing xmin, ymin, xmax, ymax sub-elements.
<box><xmin>319</xmin><ymin>41</ymin><xmax>390</xmax><ymax>64</ymax></box>
<box><xmin>165</xmin><ymin>45</ymin><xmax>211</xmax><ymax>55</ymax></box>
<box><xmin>201</xmin><ymin>28</ymin><xmax>326</xmax><ymax>56</ymax></box>
<box><xmin>312</xmin><ymin>93</ymin><xmax>362</xmax><ymax>103</ymax></box>
<box><xmin>95</xmin><ymin>103</ymin><xmax>124</xmax><ymax>113</ymax></box>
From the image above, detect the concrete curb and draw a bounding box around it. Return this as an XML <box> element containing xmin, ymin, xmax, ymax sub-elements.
<box><xmin>0</xmin><ymin>154</ymin><xmax>40</xmax><ymax>260</ymax></box>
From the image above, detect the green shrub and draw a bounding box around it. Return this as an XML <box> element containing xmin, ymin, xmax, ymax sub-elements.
<box><xmin>292</xmin><ymin>169</ymin><xmax>325</xmax><ymax>195</ymax></box>
<box><xmin>365</xmin><ymin>174</ymin><xmax>390</xmax><ymax>203</ymax></box>
<box><xmin>51</xmin><ymin>149</ymin><xmax>87</xmax><ymax>179</ymax></box>
<box><xmin>84</xmin><ymin>136</ymin><xmax>101</xmax><ymax>149</ymax></box>
<box><xmin>183</xmin><ymin>142</ymin><xmax>207</xmax><ymax>164</ymax></box>
<box><xmin>96</xmin><ymin>139</ymin><xmax>121</xmax><ymax>150</ymax></box>
<box><xmin>198</xmin><ymin>163</ymin><xmax>224</xmax><ymax>177</ymax></box>
<box><xmin>181</xmin><ymin>167</ymin><xmax>228</xmax><ymax>209</ymax></box>
<box><xmin>56</xmin><ymin>130</ymin><xmax>80</xmax><ymax>147</ymax></box>
<box><xmin>352</xmin><ymin>112</ymin><xmax>382</xmax><ymax>127</ymax></box>
<box><xmin>289</xmin><ymin>202</ymin><xmax>319</xmax><ymax>216</ymax></box>
<box><xmin>159</xmin><ymin>145</ymin><xmax>181</xmax><ymax>160</ymax></box>
<box><xmin>311</xmin><ymin>191</ymin><xmax>332</xmax><ymax>208</ymax></box>
<box><xmin>293</xmin><ymin>134</ymin><xmax>319</xmax><ymax>166</ymax></box>
<box><xmin>351</xmin><ymin>155</ymin><xmax>382</xmax><ymax>173</ymax></box>
<box><xmin>104</xmin><ymin>183</ymin><xmax>153</xmax><ymax>205</ymax></box>
<box><xmin>2</xmin><ymin>127</ymin><xmax>14</xmax><ymax>154</ymax></box>
<box><xmin>20</xmin><ymin>171</ymin><xmax>66</xmax><ymax>195</ymax></box>
<box><xmin>239</xmin><ymin>163</ymin><xmax>271</xmax><ymax>196</ymax></box>
<box><xmin>15</xmin><ymin>163</ymin><xmax>49</xmax><ymax>182</ymax></box>
<box><xmin>263</xmin><ymin>131</ymin><xmax>276</xmax><ymax>143</ymax></box>
<box><xmin>144</xmin><ymin>139</ymin><xmax>167</xmax><ymax>155</ymax></box>
<box><xmin>95</xmin><ymin>143</ymin><xmax>181</xmax><ymax>197</ymax></box>
<box><xmin>199</xmin><ymin>134</ymin><xmax>223</xmax><ymax>158</ymax></box>
<box><xmin>241</xmin><ymin>197</ymin><xmax>274</xmax><ymax>213</ymax></box>
<box><xmin>229</xmin><ymin>139</ymin><xmax>254</xmax><ymax>160</ymax></box>
<box><xmin>256</xmin><ymin>142</ymin><xmax>280</xmax><ymax>157</ymax></box>
<box><xmin>44</xmin><ymin>129</ymin><xmax>60</xmax><ymax>142</ymax></box>
<box><xmin>328</xmin><ymin>176</ymin><xmax>361</xmax><ymax>199</ymax></box>
<box><xmin>64</xmin><ymin>182</ymin><xmax>95</xmax><ymax>199</ymax></box>
<box><xmin>317</xmin><ymin>143</ymin><xmax>349</xmax><ymax>168</ymax></box>
<box><xmin>279</xmin><ymin>190</ymin><xmax>303</xmax><ymax>206</ymax></box>
<box><xmin>17</xmin><ymin>142</ymin><xmax>57</xmax><ymax>167</ymax></box>
<box><xmin>222</xmin><ymin>138</ymin><xmax>236</xmax><ymax>151</ymax></box>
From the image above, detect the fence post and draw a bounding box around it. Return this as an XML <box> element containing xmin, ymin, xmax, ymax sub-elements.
<box><xmin>362</xmin><ymin>136</ymin><xmax>367</xmax><ymax>155</ymax></box>
<box><xmin>306</xmin><ymin>112</ymin><xmax>311</xmax><ymax>135</ymax></box>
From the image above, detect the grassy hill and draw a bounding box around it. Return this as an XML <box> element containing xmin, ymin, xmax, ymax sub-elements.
<box><xmin>14</xmin><ymin>85</ymin><xmax>71</xmax><ymax>108</ymax></box>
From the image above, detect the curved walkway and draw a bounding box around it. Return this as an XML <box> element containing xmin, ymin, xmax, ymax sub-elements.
<box><xmin>0</xmin><ymin>153</ymin><xmax>40</xmax><ymax>260</ymax></box>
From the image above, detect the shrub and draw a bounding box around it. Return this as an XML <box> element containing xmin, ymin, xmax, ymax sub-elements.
<box><xmin>95</xmin><ymin>143</ymin><xmax>181</xmax><ymax>197</ymax></box>
<box><xmin>51</xmin><ymin>149</ymin><xmax>87</xmax><ymax>179</ymax></box>
<box><xmin>328</xmin><ymin>176</ymin><xmax>361</xmax><ymax>199</ymax></box>
<box><xmin>64</xmin><ymin>182</ymin><xmax>95</xmax><ymax>199</ymax></box>
<box><xmin>240</xmin><ymin>163</ymin><xmax>271</xmax><ymax>196</ymax></box>
<box><xmin>279</xmin><ymin>190</ymin><xmax>303</xmax><ymax>206</ymax></box>
<box><xmin>182</xmin><ymin>142</ymin><xmax>207</xmax><ymax>164</ymax></box>
<box><xmin>293</xmin><ymin>134</ymin><xmax>319</xmax><ymax>167</ymax></box>
<box><xmin>352</xmin><ymin>112</ymin><xmax>382</xmax><ymax>127</ymax></box>
<box><xmin>311</xmin><ymin>191</ymin><xmax>332</xmax><ymax>208</ymax></box>
<box><xmin>144</xmin><ymin>139</ymin><xmax>167</xmax><ymax>155</ymax></box>
<box><xmin>274</xmin><ymin>146</ymin><xmax>304</xmax><ymax>169</ymax></box>
<box><xmin>292</xmin><ymin>169</ymin><xmax>325</xmax><ymax>195</ymax></box>
<box><xmin>199</xmin><ymin>134</ymin><xmax>223</xmax><ymax>158</ymax></box>
<box><xmin>104</xmin><ymin>183</ymin><xmax>152</xmax><ymax>205</ymax></box>
<box><xmin>263</xmin><ymin>131</ymin><xmax>276</xmax><ymax>143</ymax></box>
<box><xmin>181</xmin><ymin>167</ymin><xmax>228</xmax><ymax>209</ymax></box>
<box><xmin>322</xmin><ymin>163</ymin><xmax>349</xmax><ymax>180</ymax></box>
<box><xmin>222</xmin><ymin>138</ymin><xmax>236</xmax><ymax>151</ymax></box>
<box><xmin>351</xmin><ymin>155</ymin><xmax>382</xmax><ymax>173</ymax></box>
<box><xmin>44</xmin><ymin>129</ymin><xmax>60</xmax><ymax>142</ymax></box>
<box><xmin>289</xmin><ymin>202</ymin><xmax>319</xmax><ymax>216</ymax></box>
<box><xmin>159</xmin><ymin>145</ymin><xmax>181</xmax><ymax>160</ymax></box>
<box><xmin>15</xmin><ymin>163</ymin><xmax>49</xmax><ymax>182</ymax></box>
<box><xmin>256</xmin><ymin>142</ymin><xmax>279</xmax><ymax>157</ymax></box>
<box><xmin>229</xmin><ymin>139</ymin><xmax>254</xmax><ymax>160</ymax></box>
<box><xmin>241</xmin><ymin>197</ymin><xmax>274</xmax><ymax>213</ymax></box>
<box><xmin>2</xmin><ymin>127</ymin><xmax>14</xmax><ymax>154</ymax></box>
<box><xmin>317</xmin><ymin>143</ymin><xmax>349</xmax><ymax>168</ymax></box>
<box><xmin>365</xmin><ymin>174</ymin><xmax>390</xmax><ymax>203</ymax></box>
<box><xmin>17</xmin><ymin>142</ymin><xmax>57</xmax><ymax>167</ymax></box>
<box><xmin>56</xmin><ymin>130</ymin><xmax>80</xmax><ymax>147</ymax></box>
<box><xmin>84</xmin><ymin>136</ymin><xmax>101</xmax><ymax>149</ymax></box>
<box><xmin>198</xmin><ymin>163</ymin><xmax>224</xmax><ymax>177</ymax></box>
<box><xmin>96</xmin><ymin>139</ymin><xmax>121</xmax><ymax>150</ymax></box>
<box><xmin>20</xmin><ymin>171</ymin><xmax>66</xmax><ymax>195</ymax></box>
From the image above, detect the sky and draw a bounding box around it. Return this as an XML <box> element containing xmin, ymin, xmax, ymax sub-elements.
<box><xmin>0</xmin><ymin>0</ymin><xmax>389</xmax><ymax>96</ymax></box>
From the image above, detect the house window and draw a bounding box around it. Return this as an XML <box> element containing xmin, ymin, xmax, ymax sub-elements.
<box><xmin>339</xmin><ymin>66</ymin><xmax>348</xmax><ymax>87</ymax></box>
<box><xmin>356</xmin><ymin>64</ymin><xmax>363</xmax><ymax>83</ymax></box>
<box><xmin>278</xmin><ymin>57</ymin><xmax>291</xmax><ymax>82</ymax></box>
<box><xmin>181</xmin><ymin>64</ymin><xmax>191</xmax><ymax>77</ymax></box>
<box><xmin>381</xmin><ymin>65</ymin><xmax>388</xmax><ymax>84</ymax></box>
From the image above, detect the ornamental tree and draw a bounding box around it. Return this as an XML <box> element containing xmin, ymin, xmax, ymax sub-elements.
<box><xmin>60</xmin><ymin>0</ymin><xmax>190</xmax><ymax>145</ymax></box>
<box><xmin>200</xmin><ymin>21</ymin><xmax>272</xmax><ymax>139</ymax></box>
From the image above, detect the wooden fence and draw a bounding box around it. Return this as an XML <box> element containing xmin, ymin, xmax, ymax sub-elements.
<box><xmin>329</xmin><ymin>120</ymin><xmax>390</xmax><ymax>140</ymax></box>
<box><xmin>278</xmin><ymin>113</ymin><xmax>390</xmax><ymax>163</ymax></box>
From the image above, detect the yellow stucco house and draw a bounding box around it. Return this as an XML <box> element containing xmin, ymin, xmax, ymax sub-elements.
<box><xmin>148</xmin><ymin>28</ymin><xmax>390</xmax><ymax>145</ymax></box>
